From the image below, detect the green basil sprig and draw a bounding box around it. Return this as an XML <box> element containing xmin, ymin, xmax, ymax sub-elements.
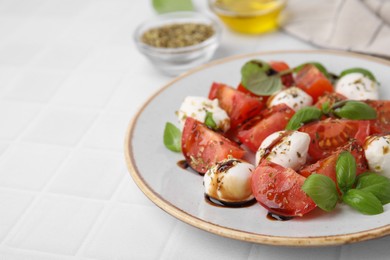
<box><xmin>339</xmin><ymin>67</ymin><xmax>377</xmax><ymax>82</ymax></box>
<box><xmin>356</xmin><ymin>173</ymin><xmax>390</xmax><ymax>204</ymax></box>
<box><xmin>204</xmin><ymin>111</ymin><xmax>217</xmax><ymax>130</ymax></box>
<box><xmin>343</xmin><ymin>189</ymin><xmax>383</xmax><ymax>215</ymax></box>
<box><xmin>336</xmin><ymin>151</ymin><xmax>357</xmax><ymax>194</ymax></box>
<box><xmin>163</xmin><ymin>122</ymin><xmax>182</xmax><ymax>152</ymax></box>
<box><xmin>302</xmin><ymin>174</ymin><xmax>339</xmax><ymax>212</ymax></box>
<box><xmin>285</xmin><ymin>107</ymin><xmax>322</xmax><ymax>130</ymax></box>
<box><xmin>302</xmin><ymin>151</ymin><xmax>390</xmax><ymax>215</ymax></box>
<box><xmin>241</xmin><ymin>60</ymin><xmax>283</xmax><ymax>96</ymax></box>
<box><xmin>333</xmin><ymin>100</ymin><xmax>377</xmax><ymax>120</ymax></box>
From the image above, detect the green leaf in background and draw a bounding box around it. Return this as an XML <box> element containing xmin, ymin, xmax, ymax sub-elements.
<box><xmin>163</xmin><ymin>122</ymin><xmax>182</xmax><ymax>152</ymax></box>
<box><xmin>356</xmin><ymin>172</ymin><xmax>390</xmax><ymax>205</ymax></box>
<box><xmin>285</xmin><ymin>106</ymin><xmax>322</xmax><ymax>130</ymax></box>
<box><xmin>152</xmin><ymin>0</ymin><xmax>194</xmax><ymax>13</ymax></box>
<box><xmin>339</xmin><ymin>67</ymin><xmax>377</xmax><ymax>82</ymax></box>
<box><xmin>321</xmin><ymin>101</ymin><xmax>331</xmax><ymax>114</ymax></box>
<box><xmin>302</xmin><ymin>174</ymin><xmax>339</xmax><ymax>212</ymax></box>
<box><xmin>204</xmin><ymin>111</ymin><xmax>217</xmax><ymax>130</ymax></box>
<box><xmin>241</xmin><ymin>60</ymin><xmax>282</xmax><ymax>96</ymax></box>
<box><xmin>343</xmin><ymin>189</ymin><xmax>384</xmax><ymax>215</ymax></box>
<box><xmin>336</xmin><ymin>151</ymin><xmax>356</xmax><ymax>194</ymax></box>
<box><xmin>333</xmin><ymin>101</ymin><xmax>377</xmax><ymax>120</ymax></box>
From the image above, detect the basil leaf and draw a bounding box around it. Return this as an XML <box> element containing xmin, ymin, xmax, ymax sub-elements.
<box><xmin>343</xmin><ymin>189</ymin><xmax>384</xmax><ymax>215</ymax></box>
<box><xmin>356</xmin><ymin>173</ymin><xmax>390</xmax><ymax>205</ymax></box>
<box><xmin>285</xmin><ymin>106</ymin><xmax>322</xmax><ymax>130</ymax></box>
<box><xmin>321</xmin><ymin>101</ymin><xmax>331</xmax><ymax>114</ymax></box>
<box><xmin>340</xmin><ymin>68</ymin><xmax>376</xmax><ymax>82</ymax></box>
<box><xmin>336</xmin><ymin>151</ymin><xmax>356</xmax><ymax>194</ymax></box>
<box><xmin>302</xmin><ymin>174</ymin><xmax>339</xmax><ymax>212</ymax></box>
<box><xmin>205</xmin><ymin>111</ymin><xmax>217</xmax><ymax>130</ymax></box>
<box><xmin>295</xmin><ymin>62</ymin><xmax>330</xmax><ymax>78</ymax></box>
<box><xmin>333</xmin><ymin>101</ymin><xmax>377</xmax><ymax>120</ymax></box>
<box><xmin>163</xmin><ymin>122</ymin><xmax>182</xmax><ymax>152</ymax></box>
<box><xmin>241</xmin><ymin>60</ymin><xmax>282</xmax><ymax>96</ymax></box>
<box><xmin>152</xmin><ymin>0</ymin><xmax>194</xmax><ymax>13</ymax></box>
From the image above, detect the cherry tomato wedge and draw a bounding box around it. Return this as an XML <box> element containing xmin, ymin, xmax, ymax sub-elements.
<box><xmin>209</xmin><ymin>82</ymin><xmax>264</xmax><ymax>129</ymax></box>
<box><xmin>237</xmin><ymin>104</ymin><xmax>295</xmax><ymax>152</ymax></box>
<box><xmin>181</xmin><ymin>117</ymin><xmax>245</xmax><ymax>174</ymax></box>
<box><xmin>299</xmin><ymin>141</ymin><xmax>368</xmax><ymax>185</ymax></box>
<box><xmin>365</xmin><ymin>100</ymin><xmax>390</xmax><ymax>135</ymax></box>
<box><xmin>295</xmin><ymin>64</ymin><xmax>333</xmax><ymax>103</ymax></box>
<box><xmin>299</xmin><ymin>119</ymin><xmax>370</xmax><ymax>162</ymax></box>
<box><xmin>314</xmin><ymin>92</ymin><xmax>346</xmax><ymax>110</ymax></box>
<box><xmin>251</xmin><ymin>160</ymin><xmax>316</xmax><ymax>217</ymax></box>
<box><xmin>269</xmin><ymin>61</ymin><xmax>294</xmax><ymax>87</ymax></box>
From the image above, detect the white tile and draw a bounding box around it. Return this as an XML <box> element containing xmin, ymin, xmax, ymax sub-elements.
<box><xmin>51</xmin><ymin>72</ymin><xmax>123</xmax><ymax>108</ymax></box>
<box><xmin>115</xmin><ymin>174</ymin><xmax>154</xmax><ymax>207</ymax></box>
<box><xmin>82</xmin><ymin>204</ymin><xmax>176</xmax><ymax>260</ymax></box>
<box><xmin>8</xmin><ymin>18</ymin><xmax>70</xmax><ymax>45</ymax></box>
<box><xmin>0</xmin><ymin>0</ymin><xmax>48</xmax><ymax>16</ymax></box>
<box><xmin>82</xmin><ymin>111</ymin><xmax>130</xmax><ymax>152</ymax></box>
<box><xmin>339</xmin><ymin>236</ymin><xmax>390</xmax><ymax>260</ymax></box>
<box><xmin>35</xmin><ymin>0</ymin><xmax>91</xmax><ymax>19</ymax></box>
<box><xmin>0</xmin><ymin>101</ymin><xmax>42</xmax><ymax>140</ymax></box>
<box><xmin>0</xmin><ymin>142</ymin><xmax>10</xmax><ymax>156</ymax></box>
<box><xmin>0</xmin><ymin>189</ymin><xmax>34</xmax><ymax>242</ymax></box>
<box><xmin>48</xmin><ymin>149</ymin><xmax>124</xmax><ymax>199</ymax></box>
<box><xmin>0</xmin><ymin>143</ymin><xmax>69</xmax><ymax>190</ymax></box>
<box><xmin>57</xmin><ymin>20</ymin><xmax>119</xmax><ymax>46</ymax></box>
<box><xmin>0</xmin><ymin>247</ymin><xmax>78</xmax><ymax>260</ymax></box>
<box><xmin>0</xmin><ymin>44</ymin><xmax>43</xmax><ymax>66</ymax></box>
<box><xmin>77</xmin><ymin>0</ymin><xmax>133</xmax><ymax>21</ymax></box>
<box><xmin>248</xmin><ymin>244</ymin><xmax>341</xmax><ymax>260</ymax></box>
<box><xmin>3</xmin><ymin>69</ymin><xmax>69</xmax><ymax>103</ymax></box>
<box><xmin>0</xmin><ymin>66</ymin><xmax>18</xmax><ymax>94</ymax></box>
<box><xmin>0</xmin><ymin>16</ymin><xmax>27</xmax><ymax>41</ymax></box>
<box><xmin>5</xmin><ymin>195</ymin><xmax>103</xmax><ymax>255</ymax></box>
<box><xmin>106</xmin><ymin>73</ymin><xmax>163</xmax><ymax>113</ymax></box>
<box><xmin>32</xmin><ymin>44</ymin><xmax>92</xmax><ymax>70</ymax></box>
<box><xmin>22</xmin><ymin>108</ymin><xmax>97</xmax><ymax>146</ymax></box>
<box><xmin>160</xmin><ymin>221</ymin><xmax>252</xmax><ymax>260</ymax></box>
<box><xmin>77</xmin><ymin>45</ymin><xmax>135</xmax><ymax>72</ymax></box>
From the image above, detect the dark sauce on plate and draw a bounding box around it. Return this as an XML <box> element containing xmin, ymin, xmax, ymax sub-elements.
<box><xmin>177</xmin><ymin>160</ymin><xmax>189</xmax><ymax>170</ymax></box>
<box><xmin>266</xmin><ymin>212</ymin><xmax>293</xmax><ymax>221</ymax></box>
<box><xmin>204</xmin><ymin>194</ymin><xmax>256</xmax><ymax>208</ymax></box>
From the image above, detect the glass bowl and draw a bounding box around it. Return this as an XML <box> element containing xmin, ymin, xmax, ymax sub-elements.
<box><xmin>208</xmin><ymin>0</ymin><xmax>287</xmax><ymax>34</ymax></box>
<box><xmin>134</xmin><ymin>12</ymin><xmax>222</xmax><ymax>76</ymax></box>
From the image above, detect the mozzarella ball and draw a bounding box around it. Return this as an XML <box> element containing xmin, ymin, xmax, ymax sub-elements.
<box><xmin>255</xmin><ymin>130</ymin><xmax>310</xmax><ymax>170</ymax></box>
<box><xmin>364</xmin><ymin>135</ymin><xmax>390</xmax><ymax>177</ymax></box>
<box><xmin>335</xmin><ymin>73</ymin><xmax>379</xmax><ymax>100</ymax></box>
<box><xmin>177</xmin><ymin>96</ymin><xmax>230</xmax><ymax>132</ymax></box>
<box><xmin>204</xmin><ymin>158</ymin><xmax>254</xmax><ymax>203</ymax></box>
<box><xmin>268</xmin><ymin>87</ymin><xmax>313</xmax><ymax>111</ymax></box>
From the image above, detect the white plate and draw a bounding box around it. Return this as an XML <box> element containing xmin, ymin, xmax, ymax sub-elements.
<box><xmin>125</xmin><ymin>50</ymin><xmax>390</xmax><ymax>246</ymax></box>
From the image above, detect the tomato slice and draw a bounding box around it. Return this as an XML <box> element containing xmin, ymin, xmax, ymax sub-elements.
<box><xmin>209</xmin><ymin>82</ymin><xmax>264</xmax><ymax>129</ymax></box>
<box><xmin>237</xmin><ymin>104</ymin><xmax>295</xmax><ymax>152</ymax></box>
<box><xmin>181</xmin><ymin>117</ymin><xmax>245</xmax><ymax>174</ymax></box>
<box><xmin>251</xmin><ymin>160</ymin><xmax>316</xmax><ymax>217</ymax></box>
<box><xmin>314</xmin><ymin>92</ymin><xmax>346</xmax><ymax>109</ymax></box>
<box><xmin>269</xmin><ymin>61</ymin><xmax>294</xmax><ymax>87</ymax></box>
<box><xmin>365</xmin><ymin>100</ymin><xmax>390</xmax><ymax>135</ymax></box>
<box><xmin>295</xmin><ymin>64</ymin><xmax>333</xmax><ymax>103</ymax></box>
<box><xmin>299</xmin><ymin>141</ymin><xmax>368</xmax><ymax>186</ymax></box>
<box><xmin>299</xmin><ymin>119</ymin><xmax>370</xmax><ymax>162</ymax></box>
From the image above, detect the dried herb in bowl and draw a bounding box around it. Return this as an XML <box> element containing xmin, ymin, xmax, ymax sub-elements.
<box><xmin>141</xmin><ymin>23</ymin><xmax>215</xmax><ymax>48</ymax></box>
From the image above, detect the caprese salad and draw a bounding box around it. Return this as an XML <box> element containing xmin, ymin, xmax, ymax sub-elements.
<box><xmin>163</xmin><ymin>60</ymin><xmax>390</xmax><ymax>219</ymax></box>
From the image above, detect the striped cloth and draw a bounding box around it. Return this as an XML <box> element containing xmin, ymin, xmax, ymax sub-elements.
<box><xmin>282</xmin><ymin>0</ymin><xmax>390</xmax><ymax>58</ymax></box>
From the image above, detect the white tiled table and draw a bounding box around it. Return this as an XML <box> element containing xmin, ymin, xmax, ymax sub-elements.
<box><xmin>0</xmin><ymin>0</ymin><xmax>389</xmax><ymax>259</ymax></box>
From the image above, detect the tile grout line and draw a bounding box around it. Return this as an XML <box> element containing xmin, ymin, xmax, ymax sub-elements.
<box><xmin>73</xmin><ymin>175</ymin><xmax>130</xmax><ymax>257</ymax></box>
